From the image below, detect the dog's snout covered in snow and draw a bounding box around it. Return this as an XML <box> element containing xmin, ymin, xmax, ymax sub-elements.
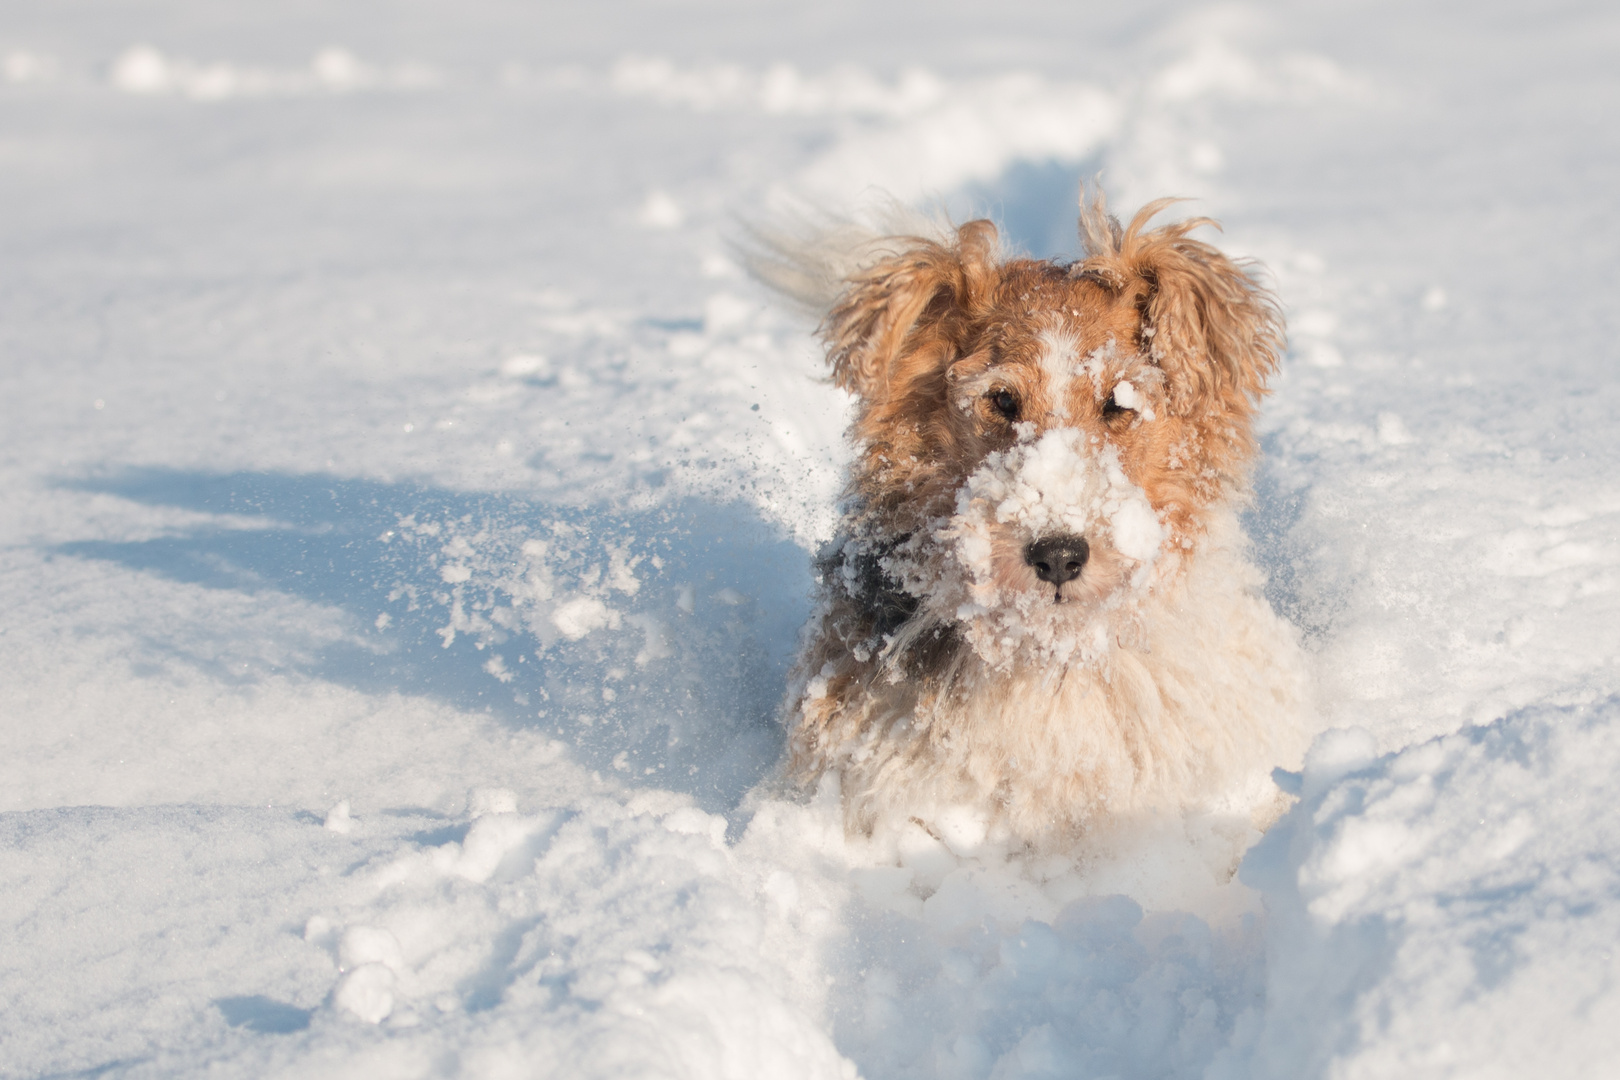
<box><xmin>753</xmin><ymin>189</ymin><xmax>1311</xmax><ymax>853</ymax></box>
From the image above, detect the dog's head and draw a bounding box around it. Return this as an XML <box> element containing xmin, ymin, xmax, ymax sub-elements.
<box><xmin>823</xmin><ymin>194</ymin><xmax>1283</xmax><ymax>667</ymax></box>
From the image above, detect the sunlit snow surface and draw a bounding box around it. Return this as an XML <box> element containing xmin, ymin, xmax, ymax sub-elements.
<box><xmin>3</xmin><ymin>2</ymin><xmax>1619</xmax><ymax>1077</ymax></box>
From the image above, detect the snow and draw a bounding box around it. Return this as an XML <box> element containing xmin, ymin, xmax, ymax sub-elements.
<box><xmin>1234</xmin><ymin>700</ymin><xmax>1620</xmax><ymax>1078</ymax></box>
<box><xmin>1110</xmin><ymin>379</ymin><xmax>1152</xmax><ymax>419</ymax></box>
<box><xmin>2</xmin><ymin>1</ymin><xmax>1619</xmax><ymax>1077</ymax></box>
<box><xmin>968</xmin><ymin>431</ymin><xmax>1157</xmax><ymax>558</ymax></box>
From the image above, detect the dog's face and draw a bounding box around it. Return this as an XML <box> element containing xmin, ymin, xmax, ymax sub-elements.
<box><xmin>824</xmin><ymin>203</ymin><xmax>1282</xmax><ymax>668</ymax></box>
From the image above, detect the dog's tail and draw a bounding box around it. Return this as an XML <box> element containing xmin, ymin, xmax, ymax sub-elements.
<box><xmin>735</xmin><ymin>195</ymin><xmax>953</xmax><ymax>318</ymax></box>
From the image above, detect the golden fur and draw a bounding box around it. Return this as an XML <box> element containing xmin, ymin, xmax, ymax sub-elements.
<box><xmin>763</xmin><ymin>189</ymin><xmax>1308</xmax><ymax>849</ymax></box>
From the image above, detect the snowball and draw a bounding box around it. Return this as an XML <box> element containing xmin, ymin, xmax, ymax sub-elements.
<box><xmin>1112</xmin><ymin>380</ymin><xmax>1143</xmax><ymax>410</ymax></box>
<box><xmin>323</xmin><ymin>800</ymin><xmax>354</xmax><ymax>834</ymax></box>
<box><xmin>333</xmin><ymin>963</ymin><xmax>395</xmax><ymax>1023</ymax></box>
<box><xmin>1107</xmin><ymin>497</ymin><xmax>1164</xmax><ymax>562</ymax></box>
<box><xmin>451</xmin><ymin>812</ymin><xmax>546</xmax><ymax>882</ymax></box>
<box><xmin>339</xmin><ymin>926</ymin><xmax>404</xmax><ymax>973</ymax></box>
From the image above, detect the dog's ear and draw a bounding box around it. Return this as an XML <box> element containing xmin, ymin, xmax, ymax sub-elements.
<box><xmin>823</xmin><ymin>220</ymin><xmax>1001</xmax><ymax>403</ymax></box>
<box><xmin>1077</xmin><ymin>194</ymin><xmax>1283</xmax><ymax>419</ymax></box>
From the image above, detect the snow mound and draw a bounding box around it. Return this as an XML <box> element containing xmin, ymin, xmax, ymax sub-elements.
<box><xmin>1233</xmin><ymin>700</ymin><xmax>1620</xmax><ymax>1077</ymax></box>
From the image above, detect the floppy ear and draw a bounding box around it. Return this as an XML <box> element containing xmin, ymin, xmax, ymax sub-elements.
<box><xmin>1077</xmin><ymin>194</ymin><xmax>1283</xmax><ymax>418</ymax></box>
<box><xmin>823</xmin><ymin>220</ymin><xmax>1001</xmax><ymax>403</ymax></box>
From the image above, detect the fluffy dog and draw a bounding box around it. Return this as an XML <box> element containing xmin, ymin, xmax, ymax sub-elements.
<box><xmin>756</xmin><ymin>190</ymin><xmax>1308</xmax><ymax>851</ymax></box>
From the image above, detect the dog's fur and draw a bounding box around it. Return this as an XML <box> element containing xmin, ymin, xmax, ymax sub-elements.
<box><xmin>754</xmin><ymin>190</ymin><xmax>1308</xmax><ymax>850</ymax></box>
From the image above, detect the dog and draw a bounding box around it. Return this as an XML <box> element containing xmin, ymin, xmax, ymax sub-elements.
<box><xmin>753</xmin><ymin>189</ymin><xmax>1309</xmax><ymax>852</ymax></box>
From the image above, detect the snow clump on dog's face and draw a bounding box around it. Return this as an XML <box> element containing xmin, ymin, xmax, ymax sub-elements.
<box><xmin>943</xmin><ymin>424</ymin><xmax>1168</xmax><ymax>666</ymax></box>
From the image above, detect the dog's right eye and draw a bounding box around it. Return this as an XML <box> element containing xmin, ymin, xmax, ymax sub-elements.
<box><xmin>989</xmin><ymin>389</ymin><xmax>1020</xmax><ymax>421</ymax></box>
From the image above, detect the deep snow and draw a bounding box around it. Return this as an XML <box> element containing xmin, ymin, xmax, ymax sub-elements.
<box><xmin>2</xmin><ymin>2</ymin><xmax>1619</xmax><ymax>1077</ymax></box>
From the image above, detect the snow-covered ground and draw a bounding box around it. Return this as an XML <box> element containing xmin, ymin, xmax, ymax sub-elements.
<box><xmin>3</xmin><ymin>2</ymin><xmax>1618</xmax><ymax>1077</ymax></box>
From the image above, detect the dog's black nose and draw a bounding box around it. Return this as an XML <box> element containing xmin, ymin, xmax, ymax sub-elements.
<box><xmin>1024</xmin><ymin>535</ymin><xmax>1089</xmax><ymax>586</ymax></box>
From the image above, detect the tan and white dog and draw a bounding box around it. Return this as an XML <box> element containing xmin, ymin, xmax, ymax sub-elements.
<box><xmin>756</xmin><ymin>189</ymin><xmax>1309</xmax><ymax>853</ymax></box>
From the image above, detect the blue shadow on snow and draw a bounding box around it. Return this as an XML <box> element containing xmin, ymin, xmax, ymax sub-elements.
<box><xmin>214</xmin><ymin>995</ymin><xmax>312</xmax><ymax>1034</ymax></box>
<box><xmin>949</xmin><ymin>157</ymin><xmax>1104</xmax><ymax>261</ymax></box>
<box><xmin>52</xmin><ymin>468</ymin><xmax>814</xmax><ymax>813</ymax></box>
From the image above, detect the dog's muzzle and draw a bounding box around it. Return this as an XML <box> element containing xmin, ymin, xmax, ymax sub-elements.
<box><xmin>1024</xmin><ymin>535</ymin><xmax>1089</xmax><ymax>586</ymax></box>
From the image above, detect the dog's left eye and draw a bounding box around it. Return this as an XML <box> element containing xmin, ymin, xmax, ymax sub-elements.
<box><xmin>1103</xmin><ymin>383</ymin><xmax>1140</xmax><ymax>421</ymax></box>
<box><xmin>989</xmin><ymin>389</ymin><xmax>1020</xmax><ymax>421</ymax></box>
